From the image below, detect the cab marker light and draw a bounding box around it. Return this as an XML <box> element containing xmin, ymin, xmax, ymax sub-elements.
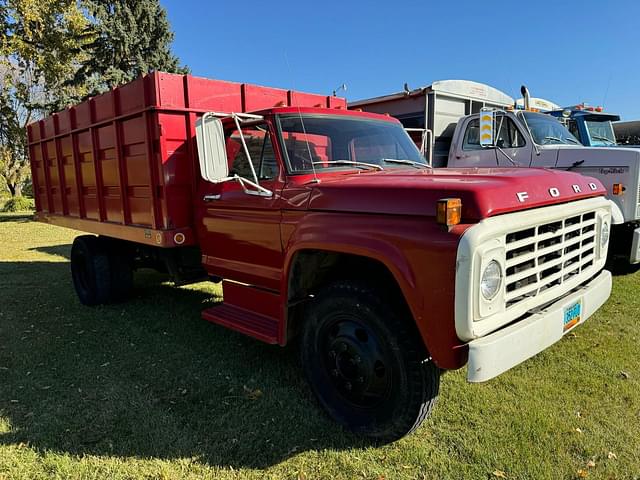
<box><xmin>612</xmin><ymin>183</ymin><xmax>624</xmax><ymax>195</ymax></box>
<box><xmin>437</xmin><ymin>198</ymin><xmax>462</xmax><ymax>226</ymax></box>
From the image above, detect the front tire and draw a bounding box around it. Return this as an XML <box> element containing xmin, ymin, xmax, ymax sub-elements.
<box><xmin>300</xmin><ymin>281</ymin><xmax>440</xmax><ymax>442</ymax></box>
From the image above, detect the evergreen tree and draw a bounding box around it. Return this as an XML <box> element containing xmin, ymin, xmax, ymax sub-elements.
<box><xmin>75</xmin><ymin>0</ymin><xmax>188</xmax><ymax>96</ymax></box>
<box><xmin>0</xmin><ymin>0</ymin><xmax>89</xmax><ymax>198</ymax></box>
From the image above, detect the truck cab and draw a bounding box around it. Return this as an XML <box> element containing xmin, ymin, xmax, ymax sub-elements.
<box><xmin>547</xmin><ymin>105</ymin><xmax>620</xmax><ymax>147</ymax></box>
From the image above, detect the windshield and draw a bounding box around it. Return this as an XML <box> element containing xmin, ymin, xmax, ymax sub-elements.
<box><xmin>585</xmin><ymin>120</ymin><xmax>617</xmax><ymax>146</ymax></box>
<box><xmin>520</xmin><ymin>111</ymin><xmax>581</xmax><ymax>146</ymax></box>
<box><xmin>276</xmin><ymin>114</ymin><xmax>426</xmax><ymax>173</ymax></box>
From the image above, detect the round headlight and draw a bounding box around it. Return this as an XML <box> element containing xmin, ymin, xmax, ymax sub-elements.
<box><xmin>601</xmin><ymin>221</ymin><xmax>610</xmax><ymax>246</ymax></box>
<box><xmin>481</xmin><ymin>260</ymin><xmax>502</xmax><ymax>300</ymax></box>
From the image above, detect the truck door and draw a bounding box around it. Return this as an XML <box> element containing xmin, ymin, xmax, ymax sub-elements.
<box><xmin>196</xmin><ymin>121</ymin><xmax>284</xmax><ymax>292</ymax></box>
<box><xmin>448</xmin><ymin>116</ymin><xmax>497</xmax><ymax>167</ymax></box>
<box><xmin>493</xmin><ymin>113</ymin><xmax>530</xmax><ymax>167</ymax></box>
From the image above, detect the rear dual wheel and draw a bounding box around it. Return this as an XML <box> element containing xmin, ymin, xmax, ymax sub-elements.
<box><xmin>301</xmin><ymin>281</ymin><xmax>440</xmax><ymax>442</ymax></box>
<box><xmin>70</xmin><ymin>235</ymin><xmax>133</xmax><ymax>305</ymax></box>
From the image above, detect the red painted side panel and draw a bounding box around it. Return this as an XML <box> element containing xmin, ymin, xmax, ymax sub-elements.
<box><xmin>45</xmin><ymin>139</ymin><xmax>63</xmax><ymax>213</ymax></box>
<box><xmin>30</xmin><ymin>143</ymin><xmax>46</xmax><ymax>212</ymax></box>
<box><xmin>76</xmin><ymin>130</ymin><xmax>99</xmax><ymax>220</ymax></box>
<box><xmin>118</xmin><ymin>77</ymin><xmax>147</xmax><ymax>115</ymax></box>
<box><xmin>26</xmin><ymin>72</ymin><xmax>346</xmax><ymax>244</ymax></box>
<box><xmin>58</xmin><ymin>110</ymin><xmax>72</xmax><ymax>134</ymax></box>
<box><xmin>59</xmin><ymin>136</ymin><xmax>80</xmax><ymax>216</ymax></box>
<box><xmin>121</xmin><ymin>115</ymin><xmax>153</xmax><ymax>226</ymax></box>
<box><xmin>185</xmin><ymin>76</ymin><xmax>242</xmax><ymax>111</ymax></box>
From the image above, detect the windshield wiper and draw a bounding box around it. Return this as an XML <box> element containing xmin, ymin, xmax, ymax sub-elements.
<box><xmin>591</xmin><ymin>134</ymin><xmax>616</xmax><ymax>144</ymax></box>
<box><xmin>543</xmin><ymin>135</ymin><xmax>580</xmax><ymax>145</ymax></box>
<box><xmin>312</xmin><ymin>160</ymin><xmax>384</xmax><ymax>171</ymax></box>
<box><xmin>382</xmin><ymin>158</ymin><xmax>431</xmax><ymax>169</ymax></box>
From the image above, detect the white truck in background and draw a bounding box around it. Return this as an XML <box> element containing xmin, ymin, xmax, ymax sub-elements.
<box><xmin>614</xmin><ymin>120</ymin><xmax>640</xmax><ymax>146</ymax></box>
<box><xmin>350</xmin><ymin>82</ymin><xmax>640</xmax><ymax>265</ymax></box>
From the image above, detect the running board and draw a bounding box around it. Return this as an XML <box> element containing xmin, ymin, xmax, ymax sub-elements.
<box><xmin>201</xmin><ymin>281</ymin><xmax>281</xmax><ymax>344</ymax></box>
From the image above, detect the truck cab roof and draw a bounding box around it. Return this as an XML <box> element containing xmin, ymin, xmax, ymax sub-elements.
<box><xmin>251</xmin><ymin>106</ymin><xmax>401</xmax><ymax>124</ymax></box>
<box><xmin>549</xmin><ymin>107</ymin><xmax>621</xmax><ymax>122</ymax></box>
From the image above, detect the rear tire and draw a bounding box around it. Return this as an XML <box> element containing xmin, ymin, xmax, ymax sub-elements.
<box><xmin>70</xmin><ymin>236</ymin><xmax>134</xmax><ymax>305</ymax></box>
<box><xmin>70</xmin><ymin>235</ymin><xmax>111</xmax><ymax>306</ymax></box>
<box><xmin>102</xmin><ymin>238</ymin><xmax>134</xmax><ymax>301</ymax></box>
<box><xmin>300</xmin><ymin>281</ymin><xmax>440</xmax><ymax>442</ymax></box>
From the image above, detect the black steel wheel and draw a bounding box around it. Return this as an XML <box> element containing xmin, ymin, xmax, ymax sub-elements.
<box><xmin>301</xmin><ymin>281</ymin><xmax>440</xmax><ymax>441</ymax></box>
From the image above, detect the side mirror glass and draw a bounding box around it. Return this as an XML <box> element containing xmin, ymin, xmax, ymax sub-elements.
<box><xmin>479</xmin><ymin>108</ymin><xmax>495</xmax><ymax>148</ymax></box>
<box><xmin>196</xmin><ymin>114</ymin><xmax>229</xmax><ymax>182</ymax></box>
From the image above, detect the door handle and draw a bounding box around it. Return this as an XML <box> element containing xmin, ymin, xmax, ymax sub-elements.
<box><xmin>203</xmin><ymin>194</ymin><xmax>221</xmax><ymax>202</ymax></box>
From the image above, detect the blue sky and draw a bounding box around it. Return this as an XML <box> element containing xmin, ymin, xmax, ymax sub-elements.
<box><xmin>162</xmin><ymin>0</ymin><xmax>640</xmax><ymax>120</ymax></box>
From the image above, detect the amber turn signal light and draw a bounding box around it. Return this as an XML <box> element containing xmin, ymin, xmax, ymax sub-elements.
<box><xmin>437</xmin><ymin>198</ymin><xmax>462</xmax><ymax>226</ymax></box>
<box><xmin>612</xmin><ymin>183</ymin><xmax>624</xmax><ymax>195</ymax></box>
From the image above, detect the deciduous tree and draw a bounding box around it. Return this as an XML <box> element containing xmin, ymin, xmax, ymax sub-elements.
<box><xmin>0</xmin><ymin>0</ymin><xmax>89</xmax><ymax>197</ymax></box>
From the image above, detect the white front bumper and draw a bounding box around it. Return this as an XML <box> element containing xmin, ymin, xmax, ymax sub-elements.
<box><xmin>467</xmin><ymin>270</ymin><xmax>612</xmax><ymax>383</ymax></box>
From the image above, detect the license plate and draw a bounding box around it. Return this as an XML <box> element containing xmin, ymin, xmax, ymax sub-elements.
<box><xmin>563</xmin><ymin>299</ymin><xmax>582</xmax><ymax>332</ymax></box>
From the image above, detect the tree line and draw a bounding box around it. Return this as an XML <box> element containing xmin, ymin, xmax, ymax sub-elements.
<box><xmin>0</xmin><ymin>0</ymin><xmax>187</xmax><ymax>198</ymax></box>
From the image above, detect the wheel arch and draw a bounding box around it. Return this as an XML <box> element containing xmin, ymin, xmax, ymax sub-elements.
<box><xmin>281</xmin><ymin>243</ymin><xmax>425</xmax><ymax>351</ymax></box>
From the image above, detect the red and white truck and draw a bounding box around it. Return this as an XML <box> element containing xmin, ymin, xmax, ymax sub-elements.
<box><xmin>28</xmin><ymin>72</ymin><xmax>613</xmax><ymax>441</ymax></box>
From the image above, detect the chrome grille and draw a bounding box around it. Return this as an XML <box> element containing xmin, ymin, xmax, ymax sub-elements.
<box><xmin>504</xmin><ymin>211</ymin><xmax>597</xmax><ymax>308</ymax></box>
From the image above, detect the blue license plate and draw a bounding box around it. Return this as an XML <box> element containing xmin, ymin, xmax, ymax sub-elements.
<box><xmin>563</xmin><ymin>299</ymin><xmax>582</xmax><ymax>332</ymax></box>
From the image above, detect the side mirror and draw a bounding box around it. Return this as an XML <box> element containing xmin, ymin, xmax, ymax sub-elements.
<box><xmin>196</xmin><ymin>113</ymin><xmax>229</xmax><ymax>182</ymax></box>
<box><xmin>479</xmin><ymin>108</ymin><xmax>495</xmax><ymax>148</ymax></box>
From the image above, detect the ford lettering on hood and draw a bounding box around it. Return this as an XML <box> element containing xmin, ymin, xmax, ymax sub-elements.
<box><xmin>307</xmin><ymin>167</ymin><xmax>606</xmax><ymax>221</ymax></box>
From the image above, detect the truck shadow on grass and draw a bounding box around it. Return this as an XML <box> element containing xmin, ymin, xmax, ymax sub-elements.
<box><xmin>0</xmin><ymin>258</ymin><xmax>371</xmax><ymax>469</ymax></box>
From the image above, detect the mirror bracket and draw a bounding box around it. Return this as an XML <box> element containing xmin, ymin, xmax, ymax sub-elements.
<box><xmin>195</xmin><ymin>111</ymin><xmax>267</xmax><ymax>188</ymax></box>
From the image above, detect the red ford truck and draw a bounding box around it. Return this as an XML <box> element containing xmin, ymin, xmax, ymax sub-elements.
<box><xmin>27</xmin><ymin>72</ymin><xmax>613</xmax><ymax>441</ymax></box>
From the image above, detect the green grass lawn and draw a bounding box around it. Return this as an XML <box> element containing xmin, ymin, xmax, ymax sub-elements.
<box><xmin>1</xmin><ymin>214</ymin><xmax>639</xmax><ymax>479</ymax></box>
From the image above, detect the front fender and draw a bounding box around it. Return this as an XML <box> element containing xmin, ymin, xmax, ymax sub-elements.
<box><xmin>610</xmin><ymin>200</ymin><xmax>625</xmax><ymax>225</ymax></box>
<box><xmin>280</xmin><ymin>210</ymin><xmax>470</xmax><ymax>369</ymax></box>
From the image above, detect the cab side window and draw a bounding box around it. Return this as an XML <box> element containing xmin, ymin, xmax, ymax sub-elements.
<box><xmin>495</xmin><ymin>116</ymin><xmax>526</xmax><ymax>148</ymax></box>
<box><xmin>259</xmin><ymin>135</ymin><xmax>278</xmax><ymax>180</ymax></box>
<box><xmin>567</xmin><ymin>120</ymin><xmax>582</xmax><ymax>143</ymax></box>
<box><xmin>226</xmin><ymin>124</ymin><xmax>279</xmax><ymax>181</ymax></box>
<box><xmin>462</xmin><ymin>119</ymin><xmax>482</xmax><ymax>150</ymax></box>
